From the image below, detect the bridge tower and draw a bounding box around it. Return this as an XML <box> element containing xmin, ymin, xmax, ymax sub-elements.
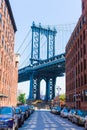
<box><xmin>29</xmin><ymin>22</ymin><xmax>57</xmax><ymax>100</ymax></box>
<box><xmin>30</xmin><ymin>21</ymin><xmax>57</xmax><ymax>64</ymax></box>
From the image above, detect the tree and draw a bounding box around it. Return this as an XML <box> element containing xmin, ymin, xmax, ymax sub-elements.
<box><xmin>18</xmin><ymin>93</ymin><xmax>26</xmax><ymax>104</ymax></box>
<box><xmin>59</xmin><ymin>94</ymin><xmax>65</xmax><ymax>101</ymax></box>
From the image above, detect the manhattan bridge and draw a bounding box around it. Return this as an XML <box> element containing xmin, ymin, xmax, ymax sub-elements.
<box><xmin>18</xmin><ymin>22</ymin><xmax>75</xmax><ymax>100</ymax></box>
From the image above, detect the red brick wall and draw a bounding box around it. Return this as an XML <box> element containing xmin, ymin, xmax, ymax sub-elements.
<box><xmin>0</xmin><ymin>0</ymin><xmax>18</xmax><ymax>106</ymax></box>
<box><xmin>66</xmin><ymin>0</ymin><xmax>87</xmax><ymax>110</ymax></box>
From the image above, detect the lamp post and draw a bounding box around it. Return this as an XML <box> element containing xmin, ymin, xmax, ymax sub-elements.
<box><xmin>56</xmin><ymin>86</ymin><xmax>61</xmax><ymax>106</ymax></box>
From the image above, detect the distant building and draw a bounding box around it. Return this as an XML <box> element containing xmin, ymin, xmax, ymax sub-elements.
<box><xmin>66</xmin><ymin>0</ymin><xmax>87</xmax><ymax>110</ymax></box>
<box><xmin>0</xmin><ymin>0</ymin><xmax>18</xmax><ymax>106</ymax></box>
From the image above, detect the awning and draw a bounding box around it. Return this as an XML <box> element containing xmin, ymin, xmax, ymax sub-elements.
<box><xmin>0</xmin><ymin>94</ymin><xmax>8</xmax><ymax>98</ymax></box>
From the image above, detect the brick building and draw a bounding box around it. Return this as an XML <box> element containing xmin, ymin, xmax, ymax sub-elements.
<box><xmin>66</xmin><ymin>0</ymin><xmax>87</xmax><ymax>110</ymax></box>
<box><xmin>0</xmin><ymin>0</ymin><xmax>19</xmax><ymax>106</ymax></box>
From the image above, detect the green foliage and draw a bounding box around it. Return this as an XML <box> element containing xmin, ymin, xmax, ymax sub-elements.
<box><xmin>18</xmin><ymin>93</ymin><xmax>26</xmax><ymax>104</ymax></box>
<box><xmin>59</xmin><ymin>94</ymin><xmax>65</xmax><ymax>101</ymax></box>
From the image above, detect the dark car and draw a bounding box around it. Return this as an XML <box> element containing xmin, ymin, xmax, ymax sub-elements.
<box><xmin>15</xmin><ymin>107</ymin><xmax>24</xmax><ymax>127</ymax></box>
<box><xmin>19</xmin><ymin>105</ymin><xmax>29</xmax><ymax>119</ymax></box>
<box><xmin>24</xmin><ymin>105</ymin><xmax>31</xmax><ymax>117</ymax></box>
<box><xmin>0</xmin><ymin>106</ymin><xmax>18</xmax><ymax>130</ymax></box>
<box><xmin>72</xmin><ymin>109</ymin><xmax>87</xmax><ymax>125</ymax></box>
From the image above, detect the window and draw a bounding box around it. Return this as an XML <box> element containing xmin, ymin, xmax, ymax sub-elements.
<box><xmin>83</xmin><ymin>30</ymin><xmax>85</xmax><ymax>41</ymax></box>
<box><xmin>81</xmin><ymin>48</ymin><xmax>82</xmax><ymax>58</ymax></box>
<box><xmin>78</xmin><ymin>64</ymin><xmax>80</xmax><ymax>74</ymax></box>
<box><xmin>81</xmin><ymin>76</ymin><xmax>83</xmax><ymax>86</ymax></box>
<box><xmin>0</xmin><ymin>13</ymin><xmax>2</xmax><ymax>22</ymax></box>
<box><xmin>80</xmin><ymin>35</ymin><xmax>82</xmax><ymax>44</ymax></box>
<box><xmin>78</xmin><ymin>39</ymin><xmax>79</xmax><ymax>48</ymax></box>
<box><xmin>0</xmin><ymin>55</ymin><xmax>1</xmax><ymax>65</ymax></box>
<box><xmin>78</xmin><ymin>51</ymin><xmax>80</xmax><ymax>61</ymax></box>
<box><xmin>84</xmin><ymin>44</ymin><xmax>86</xmax><ymax>55</ymax></box>
<box><xmin>81</xmin><ymin>62</ymin><xmax>83</xmax><ymax>72</ymax></box>
<box><xmin>4</xmin><ymin>6</ymin><xmax>6</xmax><ymax>16</ymax></box>
<box><xmin>2</xmin><ymin>35</ymin><xmax>4</xmax><ymax>46</ymax></box>
<box><xmin>2</xmin><ymin>20</ymin><xmax>5</xmax><ymax>30</ymax></box>
<box><xmin>84</xmin><ymin>59</ymin><xmax>86</xmax><ymax>70</ymax></box>
<box><xmin>84</xmin><ymin>90</ymin><xmax>87</xmax><ymax>101</ymax></box>
<box><xmin>82</xmin><ymin>2</ymin><xmax>85</xmax><ymax>11</ymax></box>
<box><xmin>0</xmin><ymin>53</ymin><xmax>2</xmax><ymax>65</ymax></box>
<box><xmin>78</xmin><ymin>77</ymin><xmax>80</xmax><ymax>87</ymax></box>
<box><xmin>84</xmin><ymin>74</ymin><xmax>86</xmax><ymax>84</ymax></box>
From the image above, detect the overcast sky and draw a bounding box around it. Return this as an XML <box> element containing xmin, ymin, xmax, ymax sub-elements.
<box><xmin>9</xmin><ymin>0</ymin><xmax>82</xmax><ymax>98</ymax></box>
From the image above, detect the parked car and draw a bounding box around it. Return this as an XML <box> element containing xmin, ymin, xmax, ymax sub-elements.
<box><xmin>68</xmin><ymin>109</ymin><xmax>76</xmax><ymax>121</ymax></box>
<box><xmin>24</xmin><ymin>105</ymin><xmax>31</xmax><ymax>117</ymax></box>
<box><xmin>60</xmin><ymin>107</ymin><xmax>70</xmax><ymax>118</ymax></box>
<box><xmin>51</xmin><ymin>106</ymin><xmax>61</xmax><ymax>115</ymax></box>
<box><xmin>19</xmin><ymin>105</ymin><xmax>29</xmax><ymax>119</ymax></box>
<box><xmin>28</xmin><ymin>105</ymin><xmax>35</xmax><ymax>114</ymax></box>
<box><xmin>71</xmin><ymin>109</ymin><xmax>87</xmax><ymax>125</ymax></box>
<box><xmin>56</xmin><ymin>106</ymin><xmax>62</xmax><ymax>115</ymax></box>
<box><xmin>0</xmin><ymin>106</ymin><xmax>18</xmax><ymax>130</ymax></box>
<box><xmin>50</xmin><ymin>106</ymin><xmax>57</xmax><ymax>114</ymax></box>
<box><xmin>85</xmin><ymin>115</ymin><xmax>87</xmax><ymax>130</ymax></box>
<box><xmin>15</xmin><ymin>107</ymin><xmax>24</xmax><ymax>127</ymax></box>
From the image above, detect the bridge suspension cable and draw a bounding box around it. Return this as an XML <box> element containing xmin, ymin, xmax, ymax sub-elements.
<box><xmin>19</xmin><ymin>52</ymin><xmax>31</xmax><ymax>68</ymax></box>
<box><xmin>16</xmin><ymin>29</ymin><xmax>31</xmax><ymax>53</ymax></box>
<box><xmin>19</xmin><ymin>39</ymin><xmax>32</xmax><ymax>57</ymax></box>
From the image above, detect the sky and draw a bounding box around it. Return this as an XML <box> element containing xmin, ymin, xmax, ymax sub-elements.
<box><xmin>9</xmin><ymin>0</ymin><xmax>82</xmax><ymax>98</ymax></box>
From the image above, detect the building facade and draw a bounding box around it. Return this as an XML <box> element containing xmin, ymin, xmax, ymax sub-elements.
<box><xmin>66</xmin><ymin>0</ymin><xmax>87</xmax><ymax>110</ymax></box>
<box><xmin>0</xmin><ymin>0</ymin><xmax>18</xmax><ymax>106</ymax></box>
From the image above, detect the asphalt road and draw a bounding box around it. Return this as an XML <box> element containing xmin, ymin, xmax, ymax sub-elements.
<box><xmin>19</xmin><ymin>110</ymin><xmax>84</xmax><ymax>130</ymax></box>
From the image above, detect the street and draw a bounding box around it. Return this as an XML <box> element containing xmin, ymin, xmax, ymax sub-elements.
<box><xmin>19</xmin><ymin>110</ymin><xmax>84</xmax><ymax>130</ymax></box>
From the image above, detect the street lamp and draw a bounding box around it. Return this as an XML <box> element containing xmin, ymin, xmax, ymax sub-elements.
<box><xmin>56</xmin><ymin>86</ymin><xmax>61</xmax><ymax>106</ymax></box>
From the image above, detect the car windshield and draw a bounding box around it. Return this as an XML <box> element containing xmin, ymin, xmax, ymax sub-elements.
<box><xmin>77</xmin><ymin>110</ymin><xmax>83</xmax><ymax>116</ymax></box>
<box><xmin>19</xmin><ymin>106</ymin><xmax>25</xmax><ymax>112</ymax></box>
<box><xmin>82</xmin><ymin>110</ymin><xmax>87</xmax><ymax>116</ymax></box>
<box><xmin>0</xmin><ymin>107</ymin><xmax>12</xmax><ymax>115</ymax></box>
<box><xmin>57</xmin><ymin>107</ymin><xmax>61</xmax><ymax>110</ymax></box>
<box><xmin>64</xmin><ymin>109</ymin><xmax>68</xmax><ymax>112</ymax></box>
<box><xmin>71</xmin><ymin>109</ymin><xmax>76</xmax><ymax>113</ymax></box>
<box><xmin>15</xmin><ymin>108</ymin><xmax>20</xmax><ymax>114</ymax></box>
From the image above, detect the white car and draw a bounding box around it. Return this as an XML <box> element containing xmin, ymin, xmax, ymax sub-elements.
<box><xmin>85</xmin><ymin>116</ymin><xmax>87</xmax><ymax>130</ymax></box>
<box><xmin>60</xmin><ymin>108</ymin><xmax>69</xmax><ymax>118</ymax></box>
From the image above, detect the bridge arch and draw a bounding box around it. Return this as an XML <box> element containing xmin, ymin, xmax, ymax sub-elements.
<box><xmin>40</xmin><ymin>79</ymin><xmax>46</xmax><ymax>100</ymax></box>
